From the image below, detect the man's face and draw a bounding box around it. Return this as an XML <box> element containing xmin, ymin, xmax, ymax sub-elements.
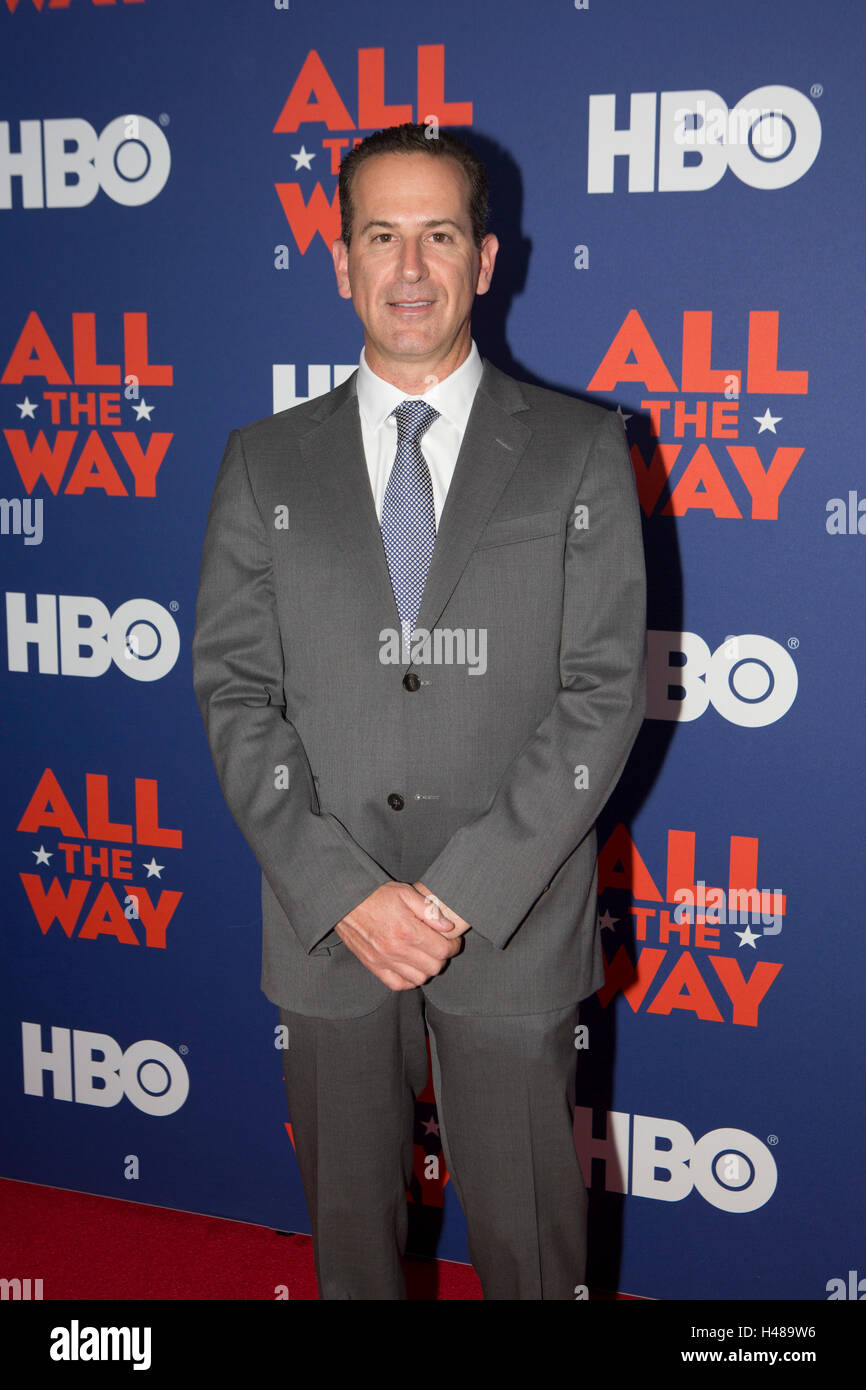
<box><xmin>332</xmin><ymin>152</ymin><xmax>498</xmax><ymax>384</ymax></box>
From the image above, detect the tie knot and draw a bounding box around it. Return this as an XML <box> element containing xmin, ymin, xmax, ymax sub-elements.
<box><xmin>393</xmin><ymin>398</ymin><xmax>439</xmax><ymax>445</ymax></box>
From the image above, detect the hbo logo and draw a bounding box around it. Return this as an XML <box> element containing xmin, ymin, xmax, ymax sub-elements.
<box><xmin>588</xmin><ymin>85</ymin><xmax>821</xmax><ymax>193</ymax></box>
<box><xmin>5</xmin><ymin>593</ymin><xmax>180</xmax><ymax>681</ymax></box>
<box><xmin>647</xmin><ymin>631</ymin><xmax>797</xmax><ymax>727</ymax></box>
<box><xmin>22</xmin><ymin>1023</ymin><xmax>189</xmax><ymax>1118</ymax></box>
<box><xmin>574</xmin><ymin>1109</ymin><xmax>777</xmax><ymax>1213</ymax></box>
<box><xmin>0</xmin><ymin>116</ymin><xmax>170</xmax><ymax>210</ymax></box>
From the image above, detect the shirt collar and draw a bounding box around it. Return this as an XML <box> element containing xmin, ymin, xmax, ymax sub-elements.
<box><xmin>356</xmin><ymin>341</ymin><xmax>483</xmax><ymax>435</ymax></box>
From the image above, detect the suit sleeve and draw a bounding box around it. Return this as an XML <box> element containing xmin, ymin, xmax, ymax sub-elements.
<box><xmin>420</xmin><ymin>408</ymin><xmax>646</xmax><ymax>948</ymax></box>
<box><xmin>192</xmin><ymin>428</ymin><xmax>391</xmax><ymax>953</ymax></box>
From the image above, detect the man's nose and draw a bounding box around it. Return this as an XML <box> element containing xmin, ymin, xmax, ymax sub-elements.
<box><xmin>398</xmin><ymin>237</ymin><xmax>427</xmax><ymax>281</ymax></box>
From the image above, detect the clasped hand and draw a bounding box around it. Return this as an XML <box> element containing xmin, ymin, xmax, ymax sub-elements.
<box><xmin>334</xmin><ymin>881</ymin><xmax>471</xmax><ymax>991</ymax></box>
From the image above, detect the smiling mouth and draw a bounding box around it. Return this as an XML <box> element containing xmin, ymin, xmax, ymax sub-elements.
<box><xmin>389</xmin><ymin>300</ymin><xmax>435</xmax><ymax>309</ymax></box>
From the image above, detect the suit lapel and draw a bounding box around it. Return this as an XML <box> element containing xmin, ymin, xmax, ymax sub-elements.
<box><xmin>415</xmin><ymin>360</ymin><xmax>531</xmax><ymax>637</ymax></box>
<box><xmin>297</xmin><ymin>374</ymin><xmax>401</xmax><ymax>626</ymax></box>
<box><xmin>296</xmin><ymin>359</ymin><xmax>532</xmax><ymax>645</ymax></box>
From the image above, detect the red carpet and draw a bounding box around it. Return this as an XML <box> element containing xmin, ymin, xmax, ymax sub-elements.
<box><xmin>0</xmin><ymin>1178</ymin><xmax>481</xmax><ymax>1300</ymax></box>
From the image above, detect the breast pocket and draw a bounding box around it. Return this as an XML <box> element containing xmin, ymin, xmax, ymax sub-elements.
<box><xmin>475</xmin><ymin>508</ymin><xmax>563</xmax><ymax>550</ymax></box>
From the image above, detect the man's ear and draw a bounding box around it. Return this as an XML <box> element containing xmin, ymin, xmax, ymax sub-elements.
<box><xmin>475</xmin><ymin>232</ymin><xmax>500</xmax><ymax>297</ymax></box>
<box><xmin>475</xmin><ymin>233</ymin><xmax>499</xmax><ymax>297</ymax></box>
<box><xmin>332</xmin><ymin>239</ymin><xmax>353</xmax><ymax>299</ymax></box>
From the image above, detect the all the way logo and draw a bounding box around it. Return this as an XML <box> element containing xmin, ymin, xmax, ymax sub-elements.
<box><xmin>595</xmin><ymin>824</ymin><xmax>785</xmax><ymax>1027</ymax></box>
<box><xmin>588</xmin><ymin>310</ymin><xmax>807</xmax><ymax>521</ymax></box>
<box><xmin>0</xmin><ymin>114</ymin><xmax>169</xmax><ymax>209</ymax></box>
<box><xmin>587</xmin><ymin>85</ymin><xmax>821</xmax><ymax>193</ymax></box>
<box><xmin>2</xmin><ymin>312</ymin><xmax>173</xmax><ymax>498</ymax></box>
<box><xmin>17</xmin><ymin>768</ymin><xmax>183</xmax><ymax>948</ymax></box>
<box><xmin>22</xmin><ymin>1021</ymin><xmax>188</xmax><ymax>1116</ymax></box>
<box><xmin>273</xmin><ymin>45</ymin><xmax>473</xmax><ymax>255</ymax></box>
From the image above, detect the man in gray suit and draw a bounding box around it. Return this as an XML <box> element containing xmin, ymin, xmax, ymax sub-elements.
<box><xmin>193</xmin><ymin>124</ymin><xmax>645</xmax><ymax>1300</ymax></box>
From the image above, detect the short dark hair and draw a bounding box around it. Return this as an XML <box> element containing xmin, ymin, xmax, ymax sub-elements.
<box><xmin>338</xmin><ymin>123</ymin><xmax>488</xmax><ymax>249</ymax></box>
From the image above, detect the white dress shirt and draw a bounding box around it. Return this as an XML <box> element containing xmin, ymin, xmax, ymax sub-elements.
<box><xmin>355</xmin><ymin>341</ymin><xmax>483</xmax><ymax>526</ymax></box>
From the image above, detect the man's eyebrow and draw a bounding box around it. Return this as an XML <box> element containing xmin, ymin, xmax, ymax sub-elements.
<box><xmin>357</xmin><ymin>217</ymin><xmax>467</xmax><ymax>235</ymax></box>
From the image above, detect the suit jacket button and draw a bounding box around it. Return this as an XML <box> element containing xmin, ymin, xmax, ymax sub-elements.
<box><xmin>387</xmin><ymin>793</ymin><xmax>405</xmax><ymax>811</ymax></box>
<box><xmin>402</xmin><ymin>672</ymin><xmax>421</xmax><ymax>692</ymax></box>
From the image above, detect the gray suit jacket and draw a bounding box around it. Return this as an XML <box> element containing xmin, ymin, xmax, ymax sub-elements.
<box><xmin>192</xmin><ymin>360</ymin><xmax>646</xmax><ymax>1018</ymax></box>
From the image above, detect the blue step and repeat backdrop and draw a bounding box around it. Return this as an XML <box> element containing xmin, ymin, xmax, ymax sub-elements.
<box><xmin>1</xmin><ymin>0</ymin><xmax>863</xmax><ymax>1301</ymax></box>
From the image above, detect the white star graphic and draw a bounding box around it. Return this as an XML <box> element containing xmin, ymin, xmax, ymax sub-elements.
<box><xmin>17</xmin><ymin>397</ymin><xmax>38</xmax><ymax>419</ymax></box>
<box><xmin>422</xmin><ymin>1116</ymin><xmax>440</xmax><ymax>1137</ymax></box>
<box><xmin>143</xmin><ymin>857</ymin><xmax>164</xmax><ymax>878</ymax></box>
<box><xmin>734</xmin><ymin>924</ymin><xmax>761</xmax><ymax>949</ymax></box>
<box><xmin>32</xmin><ymin>844</ymin><xmax>53</xmax><ymax>866</ymax></box>
<box><xmin>133</xmin><ymin>398</ymin><xmax>155</xmax><ymax>422</ymax></box>
<box><xmin>754</xmin><ymin>408</ymin><xmax>782</xmax><ymax>434</ymax></box>
<box><xmin>615</xmin><ymin>403</ymin><xmax>632</xmax><ymax>425</ymax></box>
<box><xmin>291</xmin><ymin>145</ymin><xmax>315</xmax><ymax>171</ymax></box>
<box><xmin>598</xmin><ymin>909</ymin><xmax>619</xmax><ymax>931</ymax></box>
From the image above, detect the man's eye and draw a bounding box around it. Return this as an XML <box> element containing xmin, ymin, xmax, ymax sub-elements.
<box><xmin>430</xmin><ymin>232</ymin><xmax>451</xmax><ymax>243</ymax></box>
<box><xmin>373</xmin><ymin>233</ymin><xmax>393</xmax><ymax>243</ymax></box>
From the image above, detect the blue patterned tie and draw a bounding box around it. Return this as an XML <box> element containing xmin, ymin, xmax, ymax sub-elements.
<box><xmin>380</xmin><ymin>399</ymin><xmax>439</xmax><ymax>651</ymax></box>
